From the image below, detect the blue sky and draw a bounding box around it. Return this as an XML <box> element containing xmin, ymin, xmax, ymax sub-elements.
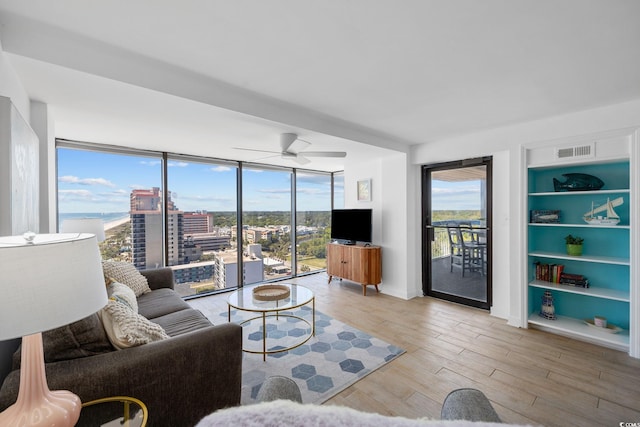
<box><xmin>57</xmin><ymin>148</ymin><xmax>337</xmax><ymax>213</ymax></box>
<box><xmin>431</xmin><ymin>179</ymin><xmax>483</xmax><ymax>211</ymax></box>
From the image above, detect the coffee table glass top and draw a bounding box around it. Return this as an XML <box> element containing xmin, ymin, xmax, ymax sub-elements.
<box><xmin>79</xmin><ymin>396</ymin><xmax>147</xmax><ymax>427</ymax></box>
<box><xmin>228</xmin><ymin>283</ymin><xmax>313</xmax><ymax>312</ymax></box>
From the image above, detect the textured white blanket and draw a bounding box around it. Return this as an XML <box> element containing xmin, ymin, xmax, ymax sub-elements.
<box><xmin>196</xmin><ymin>400</ymin><xmax>519</xmax><ymax>427</ymax></box>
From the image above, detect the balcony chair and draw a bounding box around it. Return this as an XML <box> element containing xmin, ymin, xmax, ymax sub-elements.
<box><xmin>446</xmin><ymin>223</ymin><xmax>485</xmax><ymax>277</ymax></box>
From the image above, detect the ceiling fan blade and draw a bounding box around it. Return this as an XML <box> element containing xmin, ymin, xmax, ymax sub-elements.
<box><xmin>280</xmin><ymin>133</ymin><xmax>301</xmax><ymax>152</ymax></box>
<box><xmin>233</xmin><ymin>147</ymin><xmax>280</xmax><ymax>154</ymax></box>
<box><xmin>281</xmin><ymin>152</ymin><xmax>311</xmax><ymax>165</ymax></box>
<box><xmin>301</xmin><ymin>151</ymin><xmax>347</xmax><ymax>158</ymax></box>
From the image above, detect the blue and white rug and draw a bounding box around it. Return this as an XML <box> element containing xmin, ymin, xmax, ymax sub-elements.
<box><xmin>217</xmin><ymin>306</ymin><xmax>405</xmax><ymax>405</ymax></box>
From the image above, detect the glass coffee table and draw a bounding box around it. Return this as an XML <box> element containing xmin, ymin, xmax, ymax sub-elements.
<box><xmin>228</xmin><ymin>283</ymin><xmax>315</xmax><ymax>361</ymax></box>
<box><xmin>79</xmin><ymin>396</ymin><xmax>147</xmax><ymax>427</ymax></box>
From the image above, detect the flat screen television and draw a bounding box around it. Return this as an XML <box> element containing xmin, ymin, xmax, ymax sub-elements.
<box><xmin>330</xmin><ymin>209</ymin><xmax>372</xmax><ymax>245</ymax></box>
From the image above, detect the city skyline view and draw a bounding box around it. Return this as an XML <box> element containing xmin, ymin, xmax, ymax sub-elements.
<box><xmin>57</xmin><ymin>148</ymin><xmax>338</xmax><ymax>215</ymax></box>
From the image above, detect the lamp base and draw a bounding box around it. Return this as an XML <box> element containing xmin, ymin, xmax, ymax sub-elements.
<box><xmin>0</xmin><ymin>334</ymin><xmax>81</xmax><ymax>427</ymax></box>
<box><xmin>0</xmin><ymin>390</ymin><xmax>81</xmax><ymax>427</ymax></box>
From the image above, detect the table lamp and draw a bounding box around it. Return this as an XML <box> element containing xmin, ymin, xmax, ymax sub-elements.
<box><xmin>0</xmin><ymin>232</ymin><xmax>108</xmax><ymax>427</ymax></box>
<box><xmin>60</xmin><ymin>218</ymin><xmax>106</xmax><ymax>242</ymax></box>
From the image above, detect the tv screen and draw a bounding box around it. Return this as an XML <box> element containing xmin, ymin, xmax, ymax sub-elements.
<box><xmin>330</xmin><ymin>209</ymin><xmax>372</xmax><ymax>244</ymax></box>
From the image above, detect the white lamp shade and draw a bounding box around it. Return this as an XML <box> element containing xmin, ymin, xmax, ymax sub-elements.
<box><xmin>60</xmin><ymin>218</ymin><xmax>106</xmax><ymax>242</ymax></box>
<box><xmin>0</xmin><ymin>233</ymin><xmax>108</xmax><ymax>340</ymax></box>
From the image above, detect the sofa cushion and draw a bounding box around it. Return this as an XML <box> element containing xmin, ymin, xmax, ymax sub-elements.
<box><xmin>107</xmin><ymin>281</ymin><xmax>138</xmax><ymax>312</ymax></box>
<box><xmin>100</xmin><ymin>300</ymin><xmax>169</xmax><ymax>349</ymax></box>
<box><xmin>102</xmin><ymin>261</ymin><xmax>151</xmax><ymax>296</ymax></box>
<box><xmin>12</xmin><ymin>312</ymin><xmax>113</xmax><ymax>369</ymax></box>
<box><xmin>152</xmin><ymin>309</ymin><xmax>213</xmax><ymax>337</ymax></box>
<box><xmin>137</xmin><ymin>288</ymin><xmax>191</xmax><ymax>319</ymax></box>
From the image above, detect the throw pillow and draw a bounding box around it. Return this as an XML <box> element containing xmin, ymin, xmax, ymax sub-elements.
<box><xmin>100</xmin><ymin>300</ymin><xmax>169</xmax><ymax>350</ymax></box>
<box><xmin>102</xmin><ymin>261</ymin><xmax>151</xmax><ymax>296</ymax></box>
<box><xmin>12</xmin><ymin>313</ymin><xmax>114</xmax><ymax>369</ymax></box>
<box><xmin>107</xmin><ymin>280</ymin><xmax>138</xmax><ymax>312</ymax></box>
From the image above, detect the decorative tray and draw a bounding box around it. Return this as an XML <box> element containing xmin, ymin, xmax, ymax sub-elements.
<box><xmin>583</xmin><ymin>319</ymin><xmax>622</xmax><ymax>334</ymax></box>
<box><xmin>252</xmin><ymin>284</ymin><xmax>290</xmax><ymax>301</ymax></box>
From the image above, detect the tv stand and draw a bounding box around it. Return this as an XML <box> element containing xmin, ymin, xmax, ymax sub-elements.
<box><xmin>326</xmin><ymin>243</ymin><xmax>382</xmax><ymax>296</ymax></box>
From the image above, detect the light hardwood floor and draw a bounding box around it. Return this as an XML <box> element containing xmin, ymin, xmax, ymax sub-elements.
<box><xmin>188</xmin><ymin>273</ymin><xmax>640</xmax><ymax>426</ymax></box>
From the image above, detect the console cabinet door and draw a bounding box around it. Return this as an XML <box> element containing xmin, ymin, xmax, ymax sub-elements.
<box><xmin>327</xmin><ymin>243</ymin><xmax>347</xmax><ymax>278</ymax></box>
<box><xmin>351</xmin><ymin>246</ymin><xmax>382</xmax><ymax>285</ymax></box>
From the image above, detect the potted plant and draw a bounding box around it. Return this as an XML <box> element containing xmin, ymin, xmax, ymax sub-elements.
<box><xmin>565</xmin><ymin>234</ymin><xmax>584</xmax><ymax>256</ymax></box>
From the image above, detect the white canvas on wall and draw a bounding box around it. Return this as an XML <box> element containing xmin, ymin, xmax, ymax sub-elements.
<box><xmin>0</xmin><ymin>97</ymin><xmax>39</xmax><ymax>235</ymax></box>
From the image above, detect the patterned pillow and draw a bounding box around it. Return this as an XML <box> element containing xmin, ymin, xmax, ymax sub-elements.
<box><xmin>100</xmin><ymin>300</ymin><xmax>169</xmax><ymax>349</ymax></box>
<box><xmin>102</xmin><ymin>261</ymin><xmax>151</xmax><ymax>296</ymax></box>
<box><xmin>107</xmin><ymin>280</ymin><xmax>138</xmax><ymax>313</ymax></box>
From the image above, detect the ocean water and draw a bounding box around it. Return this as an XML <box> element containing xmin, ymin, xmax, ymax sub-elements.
<box><xmin>59</xmin><ymin>212</ymin><xmax>129</xmax><ymax>224</ymax></box>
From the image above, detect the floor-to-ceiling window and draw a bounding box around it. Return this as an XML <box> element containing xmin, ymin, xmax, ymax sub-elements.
<box><xmin>295</xmin><ymin>171</ymin><xmax>332</xmax><ymax>273</ymax></box>
<box><xmin>166</xmin><ymin>155</ymin><xmax>239</xmax><ymax>296</ymax></box>
<box><xmin>57</xmin><ymin>143</ymin><xmax>163</xmax><ymax>268</ymax></box>
<box><xmin>241</xmin><ymin>165</ymin><xmax>293</xmax><ymax>284</ymax></box>
<box><xmin>57</xmin><ymin>141</ymin><xmax>341</xmax><ymax>297</ymax></box>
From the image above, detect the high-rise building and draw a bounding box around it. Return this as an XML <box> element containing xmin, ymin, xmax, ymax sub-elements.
<box><xmin>213</xmin><ymin>251</ymin><xmax>263</xmax><ymax>288</ymax></box>
<box><xmin>130</xmin><ymin>187</ymin><xmax>183</xmax><ymax>269</ymax></box>
<box><xmin>183</xmin><ymin>211</ymin><xmax>214</xmax><ymax>234</ymax></box>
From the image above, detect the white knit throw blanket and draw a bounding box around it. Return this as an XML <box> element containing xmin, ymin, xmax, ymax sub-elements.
<box><xmin>196</xmin><ymin>400</ymin><xmax>519</xmax><ymax>427</ymax></box>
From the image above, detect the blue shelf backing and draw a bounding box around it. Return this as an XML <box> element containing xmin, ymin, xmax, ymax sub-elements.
<box><xmin>528</xmin><ymin>287</ymin><xmax>629</xmax><ymax>330</ymax></box>
<box><xmin>528</xmin><ymin>226</ymin><xmax>630</xmax><ymax>259</ymax></box>
<box><xmin>528</xmin><ymin>161</ymin><xmax>630</xmax><ymax>193</ymax></box>
<box><xmin>528</xmin><ymin>258</ymin><xmax>629</xmax><ymax>293</ymax></box>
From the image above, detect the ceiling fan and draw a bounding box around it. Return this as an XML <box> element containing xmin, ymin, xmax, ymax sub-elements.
<box><xmin>234</xmin><ymin>133</ymin><xmax>347</xmax><ymax>165</ymax></box>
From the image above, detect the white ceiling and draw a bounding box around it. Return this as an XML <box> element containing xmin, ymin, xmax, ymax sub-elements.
<box><xmin>1</xmin><ymin>0</ymin><xmax>639</xmax><ymax>172</ymax></box>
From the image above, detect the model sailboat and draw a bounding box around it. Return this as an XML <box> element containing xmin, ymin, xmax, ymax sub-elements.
<box><xmin>583</xmin><ymin>197</ymin><xmax>623</xmax><ymax>225</ymax></box>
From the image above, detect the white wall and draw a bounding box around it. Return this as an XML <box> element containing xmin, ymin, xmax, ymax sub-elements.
<box><xmin>411</xmin><ymin>98</ymin><xmax>640</xmax><ymax>322</ymax></box>
<box><xmin>31</xmin><ymin>101</ymin><xmax>56</xmax><ymax>233</ymax></box>
<box><xmin>344</xmin><ymin>150</ymin><xmax>415</xmax><ymax>299</ymax></box>
<box><xmin>0</xmin><ymin>42</ymin><xmax>29</xmax><ymax>120</ymax></box>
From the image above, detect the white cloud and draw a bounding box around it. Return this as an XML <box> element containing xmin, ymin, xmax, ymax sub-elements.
<box><xmin>211</xmin><ymin>165</ymin><xmax>232</xmax><ymax>172</ymax></box>
<box><xmin>168</xmin><ymin>161</ymin><xmax>189</xmax><ymax>167</ymax></box>
<box><xmin>139</xmin><ymin>160</ymin><xmax>161</xmax><ymax>166</ymax></box>
<box><xmin>59</xmin><ymin>189</ymin><xmax>93</xmax><ymax>198</ymax></box>
<box><xmin>58</xmin><ymin>175</ymin><xmax>116</xmax><ymax>187</ymax></box>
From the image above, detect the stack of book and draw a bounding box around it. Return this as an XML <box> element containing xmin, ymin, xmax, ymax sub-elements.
<box><xmin>534</xmin><ymin>262</ymin><xmax>565</xmax><ymax>283</ymax></box>
<box><xmin>559</xmin><ymin>272</ymin><xmax>589</xmax><ymax>288</ymax></box>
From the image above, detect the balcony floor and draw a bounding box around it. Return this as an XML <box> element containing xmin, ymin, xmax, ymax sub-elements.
<box><xmin>430</xmin><ymin>256</ymin><xmax>487</xmax><ymax>302</ymax></box>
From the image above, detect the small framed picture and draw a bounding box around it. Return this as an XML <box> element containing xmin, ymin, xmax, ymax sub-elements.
<box><xmin>357</xmin><ymin>179</ymin><xmax>371</xmax><ymax>202</ymax></box>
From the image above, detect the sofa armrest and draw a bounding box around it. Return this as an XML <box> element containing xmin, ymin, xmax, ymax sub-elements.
<box><xmin>141</xmin><ymin>267</ymin><xmax>175</xmax><ymax>290</ymax></box>
<box><xmin>0</xmin><ymin>323</ymin><xmax>242</xmax><ymax>427</ymax></box>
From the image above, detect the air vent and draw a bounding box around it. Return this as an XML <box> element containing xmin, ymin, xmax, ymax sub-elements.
<box><xmin>555</xmin><ymin>143</ymin><xmax>595</xmax><ymax>160</ymax></box>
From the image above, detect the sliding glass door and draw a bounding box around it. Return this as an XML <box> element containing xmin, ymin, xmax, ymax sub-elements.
<box><xmin>422</xmin><ymin>158</ymin><xmax>492</xmax><ymax>309</ymax></box>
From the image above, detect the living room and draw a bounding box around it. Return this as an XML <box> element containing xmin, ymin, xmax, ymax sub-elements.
<box><xmin>1</xmin><ymin>1</ymin><xmax>640</xmax><ymax>426</ymax></box>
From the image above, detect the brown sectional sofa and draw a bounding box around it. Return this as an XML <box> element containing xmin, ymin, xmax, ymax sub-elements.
<box><xmin>0</xmin><ymin>267</ymin><xmax>242</xmax><ymax>427</ymax></box>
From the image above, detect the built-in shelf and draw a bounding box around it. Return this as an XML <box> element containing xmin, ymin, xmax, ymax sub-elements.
<box><xmin>528</xmin><ymin>189</ymin><xmax>630</xmax><ymax>197</ymax></box>
<box><xmin>528</xmin><ymin>312</ymin><xmax>629</xmax><ymax>350</ymax></box>
<box><xmin>528</xmin><ymin>280</ymin><xmax>629</xmax><ymax>302</ymax></box>
<box><xmin>525</xmin><ymin>134</ymin><xmax>636</xmax><ymax>357</ymax></box>
<box><xmin>528</xmin><ymin>251</ymin><xmax>629</xmax><ymax>265</ymax></box>
<box><xmin>529</xmin><ymin>223</ymin><xmax>630</xmax><ymax>229</ymax></box>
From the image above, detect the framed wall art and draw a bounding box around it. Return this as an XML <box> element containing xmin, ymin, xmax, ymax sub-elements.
<box><xmin>357</xmin><ymin>179</ymin><xmax>371</xmax><ymax>202</ymax></box>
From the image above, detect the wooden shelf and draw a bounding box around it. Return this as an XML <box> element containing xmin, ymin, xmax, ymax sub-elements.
<box><xmin>528</xmin><ymin>280</ymin><xmax>629</xmax><ymax>302</ymax></box>
<box><xmin>528</xmin><ymin>250</ymin><xmax>629</xmax><ymax>265</ymax></box>
<box><xmin>529</xmin><ymin>223</ymin><xmax>630</xmax><ymax>229</ymax></box>
<box><xmin>528</xmin><ymin>189</ymin><xmax>630</xmax><ymax>197</ymax></box>
<box><xmin>528</xmin><ymin>312</ymin><xmax>629</xmax><ymax>350</ymax></box>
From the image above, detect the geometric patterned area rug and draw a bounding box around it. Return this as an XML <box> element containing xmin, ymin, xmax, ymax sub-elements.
<box><xmin>216</xmin><ymin>305</ymin><xmax>405</xmax><ymax>405</ymax></box>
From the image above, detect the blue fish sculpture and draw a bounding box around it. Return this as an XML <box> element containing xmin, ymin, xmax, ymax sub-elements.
<box><xmin>553</xmin><ymin>173</ymin><xmax>604</xmax><ymax>192</ymax></box>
